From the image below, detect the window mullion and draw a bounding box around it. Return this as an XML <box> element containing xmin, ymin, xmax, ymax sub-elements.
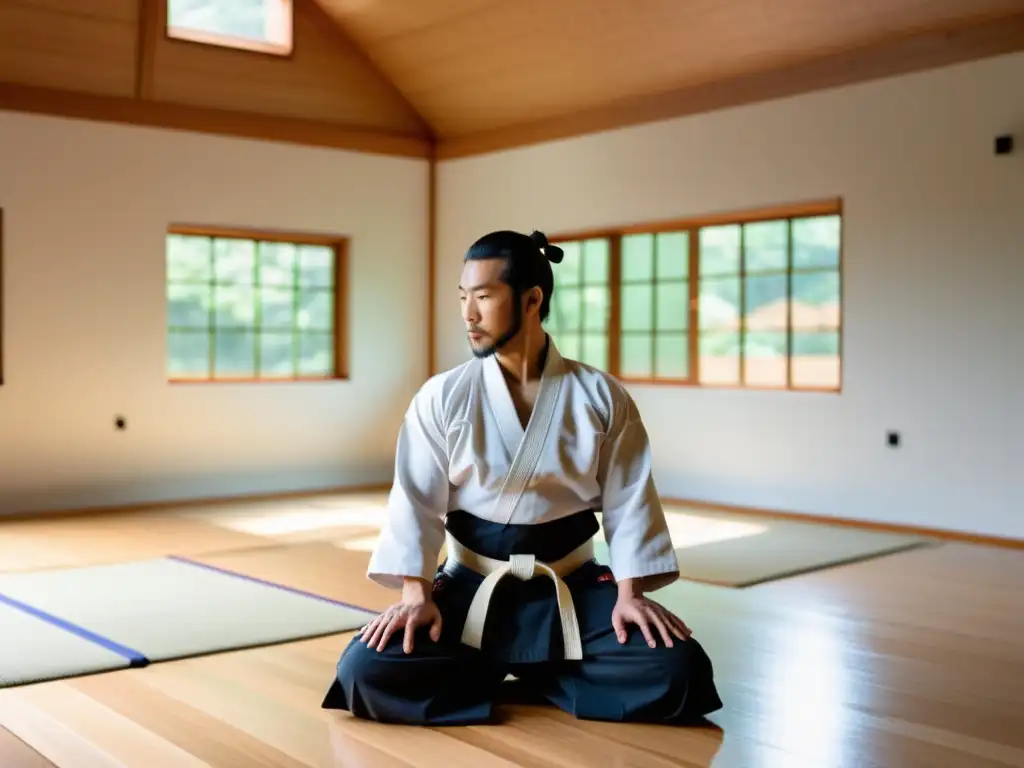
<box><xmin>609</xmin><ymin>235</ymin><xmax>622</xmax><ymax>376</ymax></box>
<box><xmin>688</xmin><ymin>228</ymin><xmax>699</xmax><ymax>383</ymax></box>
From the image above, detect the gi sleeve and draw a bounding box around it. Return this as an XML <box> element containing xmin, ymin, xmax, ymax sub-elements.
<box><xmin>597</xmin><ymin>390</ymin><xmax>679</xmax><ymax>592</ymax></box>
<box><xmin>367</xmin><ymin>383</ymin><xmax>449</xmax><ymax>590</ymax></box>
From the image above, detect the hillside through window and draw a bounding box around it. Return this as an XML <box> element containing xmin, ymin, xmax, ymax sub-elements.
<box><xmin>167</xmin><ymin>0</ymin><xmax>293</xmax><ymax>56</ymax></box>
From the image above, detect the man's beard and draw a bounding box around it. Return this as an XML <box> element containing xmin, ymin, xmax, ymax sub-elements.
<box><xmin>469</xmin><ymin>301</ymin><xmax>522</xmax><ymax>359</ymax></box>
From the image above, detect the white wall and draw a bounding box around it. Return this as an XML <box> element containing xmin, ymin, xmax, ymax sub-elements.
<box><xmin>0</xmin><ymin>111</ymin><xmax>429</xmax><ymax>515</ymax></box>
<box><xmin>435</xmin><ymin>53</ymin><xmax>1024</xmax><ymax>540</ymax></box>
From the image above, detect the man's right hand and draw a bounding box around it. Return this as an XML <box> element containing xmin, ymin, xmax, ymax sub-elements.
<box><xmin>357</xmin><ymin>581</ymin><xmax>443</xmax><ymax>654</ymax></box>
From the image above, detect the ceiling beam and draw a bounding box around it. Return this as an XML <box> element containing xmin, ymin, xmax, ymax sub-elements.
<box><xmin>0</xmin><ymin>81</ymin><xmax>432</xmax><ymax>158</ymax></box>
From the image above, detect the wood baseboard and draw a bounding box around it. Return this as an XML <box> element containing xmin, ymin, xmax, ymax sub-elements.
<box><xmin>0</xmin><ymin>481</ymin><xmax>391</xmax><ymax>523</ymax></box>
<box><xmin>5</xmin><ymin>481</ymin><xmax>1019</xmax><ymax>552</ymax></box>
<box><xmin>662</xmin><ymin>496</ymin><xmax>1024</xmax><ymax>551</ymax></box>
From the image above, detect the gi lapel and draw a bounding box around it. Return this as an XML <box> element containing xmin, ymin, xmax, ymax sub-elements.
<box><xmin>490</xmin><ymin>337</ymin><xmax>566</xmax><ymax>526</ymax></box>
<box><xmin>482</xmin><ymin>352</ymin><xmax>525</xmax><ymax>462</ymax></box>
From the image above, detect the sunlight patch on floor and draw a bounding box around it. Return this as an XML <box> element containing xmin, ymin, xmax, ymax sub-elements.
<box><xmin>184</xmin><ymin>492</ymin><xmax>768</xmax><ymax>552</ymax></box>
<box><xmin>604</xmin><ymin>511</ymin><xmax>769</xmax><ymax>550</ymax></box>
<box><xmin>336</xmin><ymin>511</ymin><xmax>768</xmax><ymax>554</ymax></box>
<box><xmin>761</xmin><ymin>611</ymin><xmax>849</xmax><ymax>766</ymax></box>
<box><xmin>338</xmin><ymin>535</ymin><xmax>384</xmax><ymax>553</ymax></box>
<box><xmin>306</xmin><ymin>493</ymin><xmax>389</xmax><ymax>509</ymax></box>
<box><xmin>191</xmin><ymin>505</ymin><xmax>387</xmax><ymax>537</ymax></box>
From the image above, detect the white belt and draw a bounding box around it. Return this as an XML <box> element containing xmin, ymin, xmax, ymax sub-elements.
<box><xmin>443</xmin><ymin>531</ymin><xmax>593</xmax><ymax>660</ymax></box>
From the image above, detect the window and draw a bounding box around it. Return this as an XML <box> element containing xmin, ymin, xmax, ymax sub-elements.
<box><xmin>546</xmin><ymin>201</ymin><xmax>842</xmax><ymax>391</ymax></box>
<box><xmin>542</xmin><ymin>238</ymin><xmax>612</xmax><ymax>371</ymax></box>
<box><xmin>166</xmin><ymin>227</ymin><xmax>347</xmax><ymax>382</ymax></box>
<box><xmin>167</xmin><ymin>0</ymin><xmax>293</xmax><ymax>56</ymax></box>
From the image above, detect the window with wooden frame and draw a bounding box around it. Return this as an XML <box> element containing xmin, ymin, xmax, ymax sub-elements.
<box><xmin>166</xmin><ymin>0</ymin><xmax>293</xmax><ymax>56</ymax></box>
<box><xmin>546</xmin><ymin>200</ymin><xmax>843</xmax><ymax>391</ymax></box>
<box><xmin>166</xmin><ymin>226</ymin><xmax>347</xmax><ymax>382</ymax></box>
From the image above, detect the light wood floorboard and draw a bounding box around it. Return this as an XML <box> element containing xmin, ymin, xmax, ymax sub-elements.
<box><xmin>0</xmin><ymin>511</ymin><xmax>272</xmax><ymax>572</ymax></box>
<box><xmin>1</xmin><ymin>494</ymin><xmax>1023</xmax><ymax>767</ymax></box>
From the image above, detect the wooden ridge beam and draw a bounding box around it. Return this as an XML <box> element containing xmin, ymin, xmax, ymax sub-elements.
<box><xmin>0</xmin><ymin>81</ymin><xmax>432</xmax><ymax>159</ymax></box>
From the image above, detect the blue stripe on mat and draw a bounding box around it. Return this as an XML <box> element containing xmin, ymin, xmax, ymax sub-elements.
<box><xmin>166</xmin><ymin>555</ymin><xmax>376</xmax><ymax>615</ymax></box>
<box><xmin>0</xmin><ymin>592</ymin><xmax>148</xmax><ymax>667</ymax></box>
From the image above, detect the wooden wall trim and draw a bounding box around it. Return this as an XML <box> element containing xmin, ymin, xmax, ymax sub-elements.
<box><xmin>0</xmin><ymin>82</ymin><xmax>432</xmax><ymax>159</ymax></box>
<box><xmin>548</xmin><ymin>198</ymin><xmax>842</xmax><ymax>243</ymax></box>
<box><xmin>0</xmin><ymin>208</ymin><xmax>4</xmax><ymax>387</ymax></box>
<box><xmin>435</xmin><ymin>13</ymin><xmax>1024</xmax><ymax>160</ymax></box>
<box><xmin>135</xmin><ymin>0</ymin><xmax>159</xmax><ymax>99</ymax></box>
<box><xmin>427</xmin><ymin>147</ymin><xmax>438</xmax><ymax>377</ymax></box>
<box><xmin>167</xmin><ymin>223</ymin><xmax>347</xmax><ymax>245</ymax></box>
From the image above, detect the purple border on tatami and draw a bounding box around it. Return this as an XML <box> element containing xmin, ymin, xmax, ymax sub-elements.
<box><xmin>0</xmin><ymin>592</ymin><xmax>148</xmax><ymax>667</ymax></box>
<box><xmin>166</xmin><ymin>555</ymin><xmax>376</xmax><ymax>616</ymax></box>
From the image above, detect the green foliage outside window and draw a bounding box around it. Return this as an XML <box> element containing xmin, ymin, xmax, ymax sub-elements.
<box><xmin>166</xmin><ymin>233</ymin><xmax>339</xmax><ymax>381</ymax></box>
<box><xmin>545</xmin><ymin>212</ymin><xmax>842</xmax><ymax>390</ymax></box>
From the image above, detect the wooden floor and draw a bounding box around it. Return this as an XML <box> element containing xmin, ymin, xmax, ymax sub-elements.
<box><xmin>1</xmin><ymin>492</ymin><xmax>1023</xmax><ymax>767</ymax></box>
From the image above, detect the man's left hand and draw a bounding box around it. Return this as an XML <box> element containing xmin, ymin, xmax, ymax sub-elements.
<box><xmin>611</xmin><ymin>594</ymin><xmax>692</xmax><ymax>648</ymax></box>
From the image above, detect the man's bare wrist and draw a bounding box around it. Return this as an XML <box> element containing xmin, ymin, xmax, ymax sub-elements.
<box><xmin>402</xmin><ymin>577</ymin><xmax>431</xmax><ymax>604</ymax></box>
<box><xmin>617</xmin><ymin>577</ymin><xmax>645</xmax><ymax>599</ymax></box>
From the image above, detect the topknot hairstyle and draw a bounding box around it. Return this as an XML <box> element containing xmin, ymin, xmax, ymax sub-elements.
<box><xmin>464</xmin><ymin>229</ymin><xmax>564</xmax><ymax>321</ymax></box>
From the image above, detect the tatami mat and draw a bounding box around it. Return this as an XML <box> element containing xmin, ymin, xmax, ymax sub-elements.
<box><xmin>0</xmin><ymin>596</ymin><xmax>140</xmax><ymax>688</ymax></box>
<box><xmin>0</xmin><ymin>556</ymin><xmax>374</xmax><ymax>687</ymax></box>
<box><xmin>594</xmin><ymin>510</ymin><xmax>933</xmax><ymax>587</ymax></box>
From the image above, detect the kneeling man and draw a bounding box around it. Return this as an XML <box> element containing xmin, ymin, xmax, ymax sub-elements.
<box><xmin>322</xmin><ymin>229</ymin><xmax>723</xmax><ymax>725</ymax></box>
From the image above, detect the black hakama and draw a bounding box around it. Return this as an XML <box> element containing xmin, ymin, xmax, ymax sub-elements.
<box><xmin>321</xmin><ymin>509</ymin><xmax>722</xmax><ymax>725</ymax></box>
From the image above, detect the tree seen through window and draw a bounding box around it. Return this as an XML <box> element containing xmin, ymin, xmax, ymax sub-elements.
<box><xmin>166</xmin><ymin>232</ymin><xmax>342</xmax><ymax>381</ymax></box>
<box><xmin>545</xmin><ymin>206</ymin><xmax>842</xmax><ymax>391</ymax></box>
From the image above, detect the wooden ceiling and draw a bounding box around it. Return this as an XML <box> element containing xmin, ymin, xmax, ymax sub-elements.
<box><xmin>1</xmin><ymin>0</ymin><xmax>1023</xmax><ymax>158</ymax></box>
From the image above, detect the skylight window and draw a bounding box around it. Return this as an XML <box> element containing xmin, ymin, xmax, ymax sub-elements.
<box><xmin>167</xmin><ymin>0</ymin><xmax>293</xmax><ymax>56</ymax></box>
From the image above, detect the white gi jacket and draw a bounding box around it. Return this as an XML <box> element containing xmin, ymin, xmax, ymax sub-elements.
<box><xmin>368</xmin><ymin>338</ymin><xmax>679</xmax><ymax>592</ymax></box>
